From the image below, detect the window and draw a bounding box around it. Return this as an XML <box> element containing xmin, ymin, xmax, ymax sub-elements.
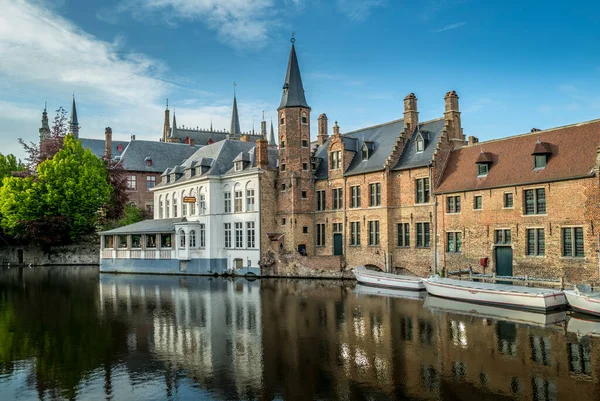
<box><xmin>234</xmin><ymin>190</ymin><xmax>243</xmax><ymax>212</ymax></box>
<box><xmin>104</xmin><ymin>235</ymin><xmax>114</xmax><ymax>249</ymax></box>
<box><xmin>146</xmin><ymin>176</ymin><xmax>156</xmax><ymax>190</ymax></box>
<box><xmin>350</xmin><ymin>185</ymin><xmax>361</xmax><ymax>208</ymax></box>
<box><xmin>534</xmin><ymin>155</ymin><xmax>547</xmax><ymax>169</ymax></box>
<box><xmin>247</xmin><ymin>222</ymin><xmax>255</xmax><ymax>248</ymax></box>
<box><xmin>524</xmin><ymin>188</ymin><xmax>546</xmax><ymax>215</ymax></box>
<box><xmin>350</xmin><ymin>222</ymin><xmax>361</xmax><ymax>246</ymax></box>
<box><xmin>301</xmin><ymin>114</ymin><xmax>308</xmax><ymax>125</ymax></box>
<box><xmin>281</xmin><ymin>164</ymin><xmax>286</xmax><ymax>172</ymax></box>
<box><xmin>224</xmin><ymin>192</ymin><xmax>231</xmax><ymax>213</ymax></box>
<box><xmin>161</xmin><ymin>234</ymin><xmax>172</xmax><ymax>248</ymax></box>
<box><xmin>199</xmin><ymin>224</ymin><xmax>206</xmax><ymax>247</ymax></box>
<box><xmin>477</xmin><ymin>164</ymin><xmax>488</xmax><ymax>176</ymax></box>
<box><xmin>526</xmin><ymin>228</ymin><xmax>545</xmax><ymax>256</ymax></box>
<box><xmin>495</xmin><ymin>229</ymin><xmax>511</xmax><ymax>244</ymax></box>
<box><xmin>303</xmin><ymin>226</ymin><xmax>308</xmax><ymax>234</ymax></box>
<box><xmin>158</xmin><ymin>198</ymin><xmax>163</xmax><ymax>218</ymax></box>
<box><xmin>235</xmin><ymin>222</ymin><xmax>243</xmax><ymax>248</ymax></box>
<box><xmin>504</xmin><ymin>193</ymin><xmax>514</xmax><ymax>208</ymax></box>
<box><xmin>189</xmin><ymin>230</ymin><xmax>196</xmax><ymax>248</ymax></box>
<box><xmin>129</xmin><ymin>234</ymin><xmax>139</xmax><ymax>248</ymax></box>
<box><xmin>333</xmin><ymin>223</ymin><xmax>343</xmax><ymax>233</ymax></box>
<box><xmin>234</xmin><ymin>161</ymin><xmax>243</xmax><ymax>172</ymax></box>
<box><xmin>302</xmin><ymin>190</ymin><xmax>307</xmax><ymax>199</ymax></box>
<box><xmin>447</xmin><ymin>232</ymin><xmax>462</xmax><ymax>253</ymax></box>
<box><xmin>189</xmin><ymin>200</ymin><xmax>195</xmax><ymax>215</ymax></box>
<box><xmin>316</xmin><ymin>224</ymin><xmax>326</xmax><ymax>246</ymax></box>
<box><xmin>447</xmin><ymin>196</ymin><xmax>461</xmax><ymax>213</ymax></box>
<box><xmin>179</xmin><ymin>230</ymin><xmax>186</xmax><ymax>248</ymax></box>
<box><xmin>280</xmin><ymin>117</ymin><xmax>285</xmax><ymax>125</ymax></box>
<box><xmin>126</xmin><ymin>175</ymin><xmax>137</xmax><ymax>190</ymax></box>
<box><xmin>181</xmin><ymin>202</ymin><xmax>187</xmax><ymax>216</ymax></box>
<box><xmin>369</xmin><ymin>183</ymin><xmax>381</xmax><ymax>206</ymax></box>
<box><xmin>563</xmin><ymin>227</ymin><xmax>584</xmax><ymax>257</ymax></box>
<box><xmin>361</xmin><ymin>146</ymin><xmax>368</xmax><ymax>160</ymax></box>
<box><xmin>416</xmin><ymin>222</ymin><xmax>431</xmax><ymax>248</ymax></box>
<box><xmin>173</xmin><ymin>197</ymin><xmax>178</xmax><ymax>217</ymax></box>
<box><xmin>224</xmin><ymin>223</ymin><xmax>231</xmax><ymax>248</ymax></box>
<box><xmin>146</xmin><ymin>234</ymin><xmax>156</xmax><ymax>248</ymax></box>
<box><xmin>333</xmin><ymin>188</ymin><xmax>343</xmax><ymax>210</ymax></box>
<box><xmin>474</xmin><ymin>196</ymin><xmax>482</xmax><ymax>210</ymax></box>
<box><xmin>282</xmin><ymin>218</ymin><xmax>286</xmax><ymax>226</ymax></box>
<box><xmin>415</xmin><ymin>178</ymin><xmax>430</xmax><ymax>204</ymax></box>
<box><xmin>246</xmin><ymin>189</ymin><xmax>255</xmax><ymax>211</ymax></box>
<box><xmin>281</xmin><ymin>141</ymin><xmax>285</xmax><ymax>149</ymax></box>
<box><xmin>416</xmin><ymin>138</ymin><xmax>424</xmax><ymax>153</ymax></box>
<box><xmin>368</xmin><ymin>221</ymin><xmax>380</xmax><ymax>246</ymax></box>
<box><xmin>330</xmin><ymin>151</ymin><xmax>341</xmax><ymax>169</ymax></box>
<box><xmin>281</xmin><ymin>183</ymin><xmax>286</xmax><ymax>191</ymax></box>
<box><xmin>317</xmin><ymin>190</ymin><xmax>326</xmax><ymax>211</ymax></box>
<box><xmin>166</xmin><ymin>198</ymin><xmax>170</xmax><ymax>218</ymax></box>
<box><xmin>303</xmin><ymin>163</ymin><xmax>308</xmax><ymax>171</ymax></box>
<box><xmin>397</xmin><ymin>223</ymin><xmax>410</xmax><ymax>247</ymax></box>
<box><xmin>302</xmin><ymin>139</ymin><xmax>308</xmax><ymax>147</ymax></box>
<box><xmin>199</xmin><ymin>194</ymin><xmax>206</xmax><ymax>214</ymax></box>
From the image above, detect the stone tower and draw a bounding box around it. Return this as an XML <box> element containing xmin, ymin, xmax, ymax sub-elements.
<box><xmin>69</xmin><ymin>95</ymin><xmax>80</xmax><ymax>138</ymax></box>
<box><xmin>39</xmin><ymin>102</ymin><xmax>50</xmax><ymax>144</ymax></box>
<box><xmin>162</xmin><ymin>99</ymin><xmax>171</xmax><ymax>142</ymax></box>
<box><xmin>277</xmin><ymin>39</ymin><xmax>313</xmax><ymax>255</ymax></box>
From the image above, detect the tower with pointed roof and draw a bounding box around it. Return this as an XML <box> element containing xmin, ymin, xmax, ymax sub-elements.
<box><xmin>277</xmin><ymin>38</ymin><xmax>314</xmax><ymax>254</ymax></box>
<box><xmin>162</xmin><ymin>99</ymin><xmax>171</xmax><ymax>142</ymax></box>
<box><xmin>268</xmin><ymin>119</ymin><xmax>277</xmax><ymax>148</ymax></box>
<box><xmin>39</xmin><ymin>102</ymin><xmax>50</xmax><ymax>144</ymax></box>
<box><xmin>69</xmin><ymin>95</ymin><xmax>80</xmax><ymax>138</ymax></box>
<box><xmin>229</xmin><ymin>85</ymin><xmax>241</xmax><ymax>139</ymax></box>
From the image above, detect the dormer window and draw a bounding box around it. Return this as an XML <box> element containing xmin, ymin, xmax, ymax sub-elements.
<box><xmin>416</xmin><ymin>138</ymin><xmax>424</xmax><ymax>152</ymax></box>
<box><xmin>477</xmin><ymin>164</ymin><xmax>488</xmax><ymax>176</ymax></box>
<box><xmin>361</xmin><ymin>146</ymin><xmax>368</xmax><ymax>161</ymax></box>
<box><xmin>145</xmin><ymin>157</ymin><xmax>152</xmax><ymax>167</ymax></box>
<box><xmin>166</xmin><ymin>175</ymin><xmax>170</xmax><ymax>183</ymax></box>
<box><xmin>362</xmin><ymin>141</ymin><xmax>374</xmax><ymax>161</ymax></box>
<box><xmin>234</xmin><ymin>161</ymin><xmax>243</xmax><ymax>172</ymax></box>
<box><xmin>475</xmin><ymin>152</ymin><xmax>493</xmax><ymax>177</ymax></box>
<box><xmin>534</xmin><ymin>155</ymin><xmax>546</xmax><ymax>169</ymax></box>
<box><xmin>531</xmin><ymin>140</ymin><xmax>552</xmax><ymax>170</ymax></box>
<box><xmin>415</xmin><ymin>131</ymin><xmax>427</xmax><ymax>153</ymax></box>
<box><xmin>330</xmin><ymin>151</ymin><xmax>341</xmax><ymax>170</ymax></box>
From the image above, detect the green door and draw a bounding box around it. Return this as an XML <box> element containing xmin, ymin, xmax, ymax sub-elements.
<box><xmin>333</xmin><ymin>234</ymin><xmax>343</xmax><ymax>256</ymax></box>
<box><xmin>495</xmin><ymin>246</ymin><xmax>513</xmax><ymax>277</ymax></box>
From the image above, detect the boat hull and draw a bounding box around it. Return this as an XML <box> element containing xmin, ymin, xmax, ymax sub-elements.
<box><xmin>423</xmin><ymin>277</ymin><xmax>566</xmax><ymax>312</ymax></box>
<box><xmin>353</xmin><ymin>267</ymin><xmax>425</xmax><ymax>291</ymax></box>
<box><xmin>564</xmin><ymin>290</ymin><xmax>600</xmax><ymax>317</ymax></box>
<box><xmin>354</xmin><ymin>284</ymin><xmax>427</xmax><ymax>300</ymax></box>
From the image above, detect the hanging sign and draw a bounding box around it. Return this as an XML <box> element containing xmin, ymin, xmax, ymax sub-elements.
<box><xmin>183</xmin><ymin>197</ymin><xmax>196</xmax><ymax>203</ymax></box>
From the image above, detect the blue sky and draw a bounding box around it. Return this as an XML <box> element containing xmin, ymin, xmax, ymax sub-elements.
<box><xmin>1</xmin><ymin>0</ymin><xmax>600</xmax><ymax>158</ymax></box>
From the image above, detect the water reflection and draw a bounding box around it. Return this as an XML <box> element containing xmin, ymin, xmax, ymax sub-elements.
<box><xmin>1</xmin><ymin>267</ymin><xmax>600</xmax><ymax>400</ymax></box>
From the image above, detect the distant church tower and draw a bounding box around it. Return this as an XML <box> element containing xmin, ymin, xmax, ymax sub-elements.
<box><xmin>39</xmin><ymin>102</ymin><xmax>50</xmax><ymax>144</ymax></box>
<box><xmin>229</xmin><ymin>87</ymin><xmax>241</xmax><ymax>138</ymax></box>
<box><xmin>277</xmin><ymin>38</ymin><xmax>314</xmax><ymax>255</ymax></box>
<box><xmin>69</xmin><ymin>95</ymin><xmax>80</xmax><ymax>138</ymax></box>
<box><xmin>162</xmin><ymin>99</ymin><xmax>171</xmax><ymax>142</ymax></box>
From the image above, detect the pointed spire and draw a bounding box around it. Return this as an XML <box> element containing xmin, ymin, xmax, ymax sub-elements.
<box><xmin>39</xmin><ymin>103</ymin><xmax>50</xmax><ymax>143</ymax></box>
<box><xmin>210</xmin><ymin>118</ymin><xmax>213</xmax><ymax>132</ymax></box>
<box><xmin>278</xmin><ymin>38</ymin><xmax>310</xmax><ymax>111</ymax></box>
<box><xmin>229</xmin><ymin>84</ymin><xmax>241</xmax><ymax>138</ymax></box>
<box><xmin>162</xmin><ymin>99</ymin><xmax>171</xmax><ymax>142</ymax></box>
<box><xmin>69</xmin><ymin>94</ymin><xmax>80</xmax><ymax>138</ymax></box>
<box><xmin>268</xmin><ymin>118</ymin><xmax>276</xmax><ymax>146</ymax></box>
<box><xmin>172</xmin><ymin>110</ymin><xmax>177</xmax><ymax>131</ymax></box>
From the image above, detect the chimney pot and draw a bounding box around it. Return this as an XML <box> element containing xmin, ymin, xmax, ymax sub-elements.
<box><xmin>403</xmin><ymin>93</ymin><xmax>418</xmax><ymax>131</ymax></box>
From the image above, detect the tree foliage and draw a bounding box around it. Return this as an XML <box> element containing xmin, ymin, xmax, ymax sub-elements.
<box><xmin>0</xmin><ymin>135</ymin><xmax>112</xmax><ymax>244</ymax></box>
<box><xmin>19</xmin><ymin>107</ymin><xmax>68</xmax><ymax>174</ymax></box>
<box><xmin>0</xmin><ymin>153</ymin><xmax>25</xmax><ymax>183</ymax></box>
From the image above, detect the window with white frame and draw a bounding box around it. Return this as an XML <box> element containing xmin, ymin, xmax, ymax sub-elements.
<box><xmin>234</xmin><ymin>190</ymin><xmax>243</xmax><ymax>213</ymax></box>
<box><xmin>199</xmin><ymin>193</ymin><xmax>206</xmax><ymax>214</ymax></box>
<box><xmin>179</xmin><ymin>229</ymin><xmax>186</xmax><ymax>248</ymax></box>
<box><xmin>330</xmin><ymin>151</ymin><xmax>341</xmax><ymax>169</ymax></box>
<box><xmin>224</xmin><ymin>223</ymin><xmax>231</xmax><ymax>248</ymax></box>
<box><xmin>189</xmin><ymin>230</ymin><xmax>196</xmax><ymax>248</ymax></box>
<box><xmin>524</xmin><ymin>188</ymin><xmax>546</xmax><ymax>215</ymax></box>
<box><xmin>224</xmin><ymin>192</ymin><xmax>231</xmax><ymax>213</ymax></box>
<box><xmin>350</xmin><ymin>222</ymin><xmax>360</xmax><ymax>246</ymax></box>
<box><xmin>235</xmin><ymin>222</ymin><xmax>243</xmax><ymax>248</ymax></box>
<box><xmin>199</xmin><ymin>224</ymin><xmax>206</xmax><ymax>248</ymax></box>
<box><xmin>368</xmin><ymin>221</ymin><xmax>380</xmax><ymax>246</ymax></box>
<box><xmin>126</xmin><ymin>175</ymin><xmax>137</xmax><ymax>190</ymax></box>
<box><xmin>146</xmin><ymin>176</ymin><xmax>156</xmax><ymax>190</ymax></box>
<box><xmin>246</xmin><ymin>189</ymin><xmax>255</xmax><ymax>211</ymax></box>
<box><xmin>182</xmin><ymin>202</ymin><xmax>187</xmax><ymax>217</ymax></box>
<box><xmin>173</xmin><ymin>197</ymin><xmax>178</xmax><ymax>217</ymax></box>
<box><xmin>159</xmin><ymin>197</ymin><xmax>163</xmax><ymax>218</ymax></box>
<box><xmin>166</xmin><ymin>198</ymin><xmax>170</xmax><ymax>218</ymax></box>
<box><xmin>247</xmin><ymin>221</ymin><xmax>255</xmax><ymax>248</ymax></box>
<box><xmin>189</xmin><ymin>200</ymin><xmax>196</xmax><ymax>215</ymax></box>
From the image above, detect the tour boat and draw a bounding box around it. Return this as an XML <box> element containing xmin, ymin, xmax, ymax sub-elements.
<box><xmin>423</xmin><ymin>275</ymin><xmax>567</xmax><ymax>312</ymax></box>
<box><xmin>353</xmin><ymin>266</ymin><xmax>425</xmax><ymax>291</ymax></box>
<box><xmin>564</xmin><ymin>284</ymin><xmax>600</xmax><ymax>317</ymax></box>
<box><xmin>424</xmin><ymin>295</ymin><xmax>566</xmax><ymax>327</ymax></box>
<box><xmin>354</xmin><ymin>283</ymin><xmax>427</xmax><ymax>300</ymax></box>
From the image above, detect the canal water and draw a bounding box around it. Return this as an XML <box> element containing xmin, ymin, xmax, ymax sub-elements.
<box><xmin>0</xmin><ymin>266</ymin><xmax>598</xmax><ymax>400</ymax></box>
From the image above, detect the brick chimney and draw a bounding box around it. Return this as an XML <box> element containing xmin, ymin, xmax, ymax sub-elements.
<box><xmin>105</xmin><ymin>127</ymin><xmax>112</xmax><ymax>159</ymax></box>
<box><xmin>317</xmin><ymin>113</ymin><xmax>328</xmax><ymax>145</ymax></box>
<box><xmin>256</xmin><ymin>138</ymin><xmax>269</xmax><ymax>169</ymax></box>
<box><xmin>467</xmin><ymin>135</ymin><xmax>479</xmax><ymax>146</ymax></box>
<box><xmin>332</xmin><ymin>121</ymin><xmax>340</xmax><ymax>137</ymax></box>
<box><xmin>403</xmin><ymin>93</ymin><xmax>418</xmax><ymax>132</ymax></box>
<box><xmin>444</xmin><ymin>90</ymin><xmax>464</xmax><ymax>143</ymax></box>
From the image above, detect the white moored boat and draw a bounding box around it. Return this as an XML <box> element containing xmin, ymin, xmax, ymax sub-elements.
<box><xmin>423</xmin><ymin>275</ymin><xmax>566</xmax><ymax>312</ymax></box>
<box><xmin>354</xmin><ymin>283</ymin><xmax>427</xmax><ymax>300</ymax></box>
<box><xmin>353</xmin><ymin>266</ymin><xmax>425</xmax><ymax>291</ymax></box>
<box><xmin>564</xmin><ymin>284</ymin><xmax>600</xmax><ymax>317</ymax></box>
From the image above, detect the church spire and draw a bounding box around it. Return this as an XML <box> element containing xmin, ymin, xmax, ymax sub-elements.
<box><xmin>229</xmin><ymin>83</ymin><xmax>241</xmax><ymax>138</ymax></box>
<box><xmin>162</xmin><ymin>98</ymin><xmax>171</xmax><ymax>142</ymax></box>
<box><xmin>268</xmin><ymin>118</ymin><xmax>276</xmax><ymax>147</ymax></box>
<box><xmin>278</xmin><ymin>38</ymin><xmax>310</xmax><ymax>111</ymax></box>
<box><xmin>69</xmin><ymin>94</ymin><xmax>80</xmax><ymax>138</ymax></box>
<box><xmin>39</xmin><ymin>102</ymin><xmax>50</xmax><ymax>143</ymax></box>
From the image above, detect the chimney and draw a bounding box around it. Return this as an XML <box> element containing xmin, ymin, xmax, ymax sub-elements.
<box><xmin>403</xmin><ymin>93</ymin><xmax>418</xmax><ymax>132</ymax></box>
<box><xmin>467</xmin><ymin>136</ymin><xmax>479</xmax><ymax>145</ymax></box>
<box><xmin>444</xmin><ymin>90</ymin><xmax>464</xmax><ymax>143</ymax></box>
<box><xmin>256</xmin><ymin>138</ymin><xmax>269</xmax><ymax>169</ymax></box>
<box><xmin>240</xmin><ymin>134</ymin><xmax>250</xmax><ymax>142</ymax></box>
<box><xmin>317</xmin><ymin>113</ymin><xmax>328</xmax><ymax>145</ymax></box>
<box><xmin>333</xmin><ymin>121</ymin><xmax>340</xmax><ymax>137</ymax></box>
<box><xmin>131</xmin><ymin>134</ymin><xmax>136</xmax><ymax>141</ymax></box>
<box><xmin>105</xmin><ymin>127</ymin><xmax>112</xmax><ymax>159</ymax></box>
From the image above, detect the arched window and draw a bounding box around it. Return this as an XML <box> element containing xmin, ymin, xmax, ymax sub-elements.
<box><xmin>159</xmin><ymin>195</ymin><xmax>163</xmax><ymax>219</ymax></box>
<box><xmin>223</xmin><ymin>184</ymin><xmax>231</xmax><ymax>213</ymax></box>
<box><xmin>166</xmin><ymin>197</ymin><xmax>171</xmax><ymax>218</ymax></box>
<box><xmin>280</xmin><ymin>112</ymin><xmax>285</xmax><ymax>125</ymax></box>
<box><xmin>301</xmin><ymin>112</ymin><xmax>308</xmax><ymax>125</ymax></box>
<box><xmin>189</xmin><ymin>230</ymin><xmax>196</xmax><ymax>247</ymax></box>
<box><xmin>179</xmin><ymin>229</ymin><xmax>186</xmax><ymax>248</ymax></box>
<box><xmin>173</xmin><ymin>194</ymin><xmax>178</xmax><ymax>217</ymax></box>
<box><xmin>280</xmin><ymin>136</ymin><xmax>286</xmax><ymax>149</ymax></box>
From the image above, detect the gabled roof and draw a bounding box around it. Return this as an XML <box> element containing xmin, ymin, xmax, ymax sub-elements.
<box><xmin>118</xmin><ymin>140</ymin><xmax>199</xmax><ymax>173</ymax></box>
<box><xmin>278</xmin><ymin>43</ymin><xmax>310</xmax><ymax>110</ymax></box>
<box><xmin>436</xmin><ymin>119</ymin><xmax>600</xmax><ymax>194</ymax></box>
<box><xmin>80</xmin><ymin>138</ymin><xmax>129</xmax><ymax>160</ymax></box>
<box><xmin>312</xmin><ymin>117</ymin><xmax>445</xmax><ymax>179</ymax></box>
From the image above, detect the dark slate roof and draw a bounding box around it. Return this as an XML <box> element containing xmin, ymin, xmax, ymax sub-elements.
<box><xmin>278</xmin><ymin>43</ymin><xmax>310</xmax><ymax>110</ymax></box>
<box><xmin>99</xmin><ymin>218</ymin><xmax>186</xmax><ymax>235</ymax></box>
<box><xmin>70</xmin><ymin>96</ymin><xmax>79</xmax><ymax>125</ymax></box>
<box><xmin>80</xmin><ymin>138</ymin><xmax>129</xmax><ymax>160</ymax></box>
<box><xmin>119</xmin><ymin>140</ymin><xmax>199</xmax><ymax>173</ymax></box>
<box><xmin>436</xmin><ymin>119</ymin><xmax>600</xmax><ymax>194</ymax></box>
<box><xmin>269</xmin><ymin>120</ymin><xmax>276</xmax><ymax>146</ymax></box>
<box><xmin>392</xmin><ymin>118</ymin><xmax>446</xmax><ymax>171</ymax></box>
<box><xmin>170</xmin><ymin>126</ymin><xmax>263</xmax><ymax>146</ymax></box>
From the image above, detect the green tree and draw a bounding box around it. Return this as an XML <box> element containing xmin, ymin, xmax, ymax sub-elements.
<box><xmin>0</xmin><ymin>153</ymin><xmax>24</xmax><ymax>183</ymax></box>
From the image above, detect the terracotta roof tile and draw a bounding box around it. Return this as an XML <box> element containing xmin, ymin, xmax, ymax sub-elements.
<box><xmin>436</xmin><ymin>119</ymin><xmax>600</xmax><ymax>194</ymax></box>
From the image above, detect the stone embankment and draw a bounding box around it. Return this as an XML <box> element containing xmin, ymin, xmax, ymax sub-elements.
<box><xmin>0</xmin><ymin>239</ymin><xmax>99</xmax><ymax>266</ymax></box>
<box><xmin>261</xmin><ymin>250</ymin><xmax>355</xmax><ymax>279</ymax></box>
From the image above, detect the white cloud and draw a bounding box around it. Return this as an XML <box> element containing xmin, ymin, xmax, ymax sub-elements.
<box><xmin>433</xmin><ymin>22</ymin><xmax>466</xmax><ymax>33</ymax></box>
<box><xmin>336</xmin><ymin>0</ymin><xmax>387</xmax><ymax>21</ymax></box>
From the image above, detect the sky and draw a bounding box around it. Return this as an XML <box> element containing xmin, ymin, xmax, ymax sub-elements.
<box><xmin>1</xmin><ymin>0</ymin><xmax>600</xmax><ymax>159</ymax></box>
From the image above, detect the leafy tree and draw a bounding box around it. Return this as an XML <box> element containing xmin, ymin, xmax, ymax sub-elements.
<box><xmin>0</xmin><ymin>154</ymin><xmax>25</xmax><ymax>182</ymax></box>
<box><xmin>100</xmin><ymin>204</ymin><xmax>148</xmax><ymax>231</ymax></box>
<box><xmin>19</xmin><ymin>107</ymin><xmax>68</xmax><ymax>174</ymax></box>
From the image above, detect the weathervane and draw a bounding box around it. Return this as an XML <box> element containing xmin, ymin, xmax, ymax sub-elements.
<box><xmin>291</xmin><ymin>31</ymin><xmax>296</xmax><ymax>43</ymax></box>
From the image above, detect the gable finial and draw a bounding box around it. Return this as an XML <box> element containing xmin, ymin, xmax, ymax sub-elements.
<box><xmin>166</xmin><ymin>98</ymin><xmax>168</xmax><ymax>109</ymax></box>
<box><xmin>291</xmin><ymin>31</ymin><xmax>296</xmax><ymax>43</ymax></box>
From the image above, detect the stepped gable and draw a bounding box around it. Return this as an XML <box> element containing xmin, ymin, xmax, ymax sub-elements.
<box><xmin>436</xmin><ymin>119</ymin><xmax>600</xmax><ymax>194</ymax></box>
<box><xmin>392</xmin><ymin>118</ymin><xmax>446</xmax><ymax>171</ymax></box>
<box><xmin>118</xmin><ymin>140</ymin><xmax>199</xmax><ymax>173</ymax></box>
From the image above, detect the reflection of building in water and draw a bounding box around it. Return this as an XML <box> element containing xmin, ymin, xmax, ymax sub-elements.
<box><xmin>98</xmin><ymin>276</ymin><xmax>263</xmax><ymax>399</ymax></box>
